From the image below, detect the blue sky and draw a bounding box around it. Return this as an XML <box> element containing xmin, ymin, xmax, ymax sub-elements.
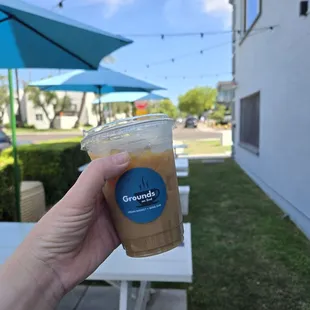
<box><xmin>1</xmin><ymin>0</ymin><xmax>233</xmax><ymax>104</ymax></box>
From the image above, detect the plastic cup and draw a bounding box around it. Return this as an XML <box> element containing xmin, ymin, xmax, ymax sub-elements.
<box><xmin>81</xmin><ymin>114</ymin><xmax>184</xmax><ymax>257</ymax></box>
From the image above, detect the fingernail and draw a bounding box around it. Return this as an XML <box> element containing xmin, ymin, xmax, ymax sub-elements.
<box><xmin>112</xmin><ymin>152</ymin><xmax>130</xmax><ymax>165</ymax></box>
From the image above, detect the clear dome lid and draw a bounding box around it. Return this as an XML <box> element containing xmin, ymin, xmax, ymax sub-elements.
<box><xmin>81</xmin><ymin>114</ymin><xmax>174</xmax><ymax>151</ymax></box>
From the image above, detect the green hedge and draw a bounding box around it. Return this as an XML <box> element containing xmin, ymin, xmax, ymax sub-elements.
<box><xmin>0</xmin><ymin>158</ymin><xmax>18</xmax><ymax>221</ymax></box>
<box><xmin>2</xmin><ymin>138</ymin><xmax>90</xmax><ymax>206</ymax></box>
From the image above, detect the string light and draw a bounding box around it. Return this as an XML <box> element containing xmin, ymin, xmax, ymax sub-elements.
<box><xmin>122</xmin><ymin>25</ymin><xmax>278</xmax><ymax>38</ymax></box>
<box><xmin>58</xmin><ymin>0</ymin><xmax>66</xmax><ymax>8</ymax></box>
<box><xmin>145</xmin><ymin>41</ymin><xmax>232</xmax><ymax>68</ymax></box>
<box><xmin>142</xmin><ymin>26</ymin><xmax>276</xmax><ymax>68</ymax></box>
<box><xmin>122</xmin><ymin>72</ymin><xmax>232</xmax><ymax>80</ymax></box>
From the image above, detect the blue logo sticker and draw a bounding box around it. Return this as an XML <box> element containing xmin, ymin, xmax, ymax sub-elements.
<box><xmin>115</xmin><ymin>168</ymin><xmax>167</xmax><ymax>224</ymax></box>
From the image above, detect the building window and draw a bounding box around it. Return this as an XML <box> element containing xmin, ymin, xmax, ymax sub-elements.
<box><xmin>244</xmin><ymin>0</ymin><xmax>261</xmax><ymax>32</ymax></box>
<box><xmin>240</xmin><ymin>92</ymin><xmax>260</xmax><ymax>154</ymax></box>
<box><xmin>35</xmin><ymin>114</ymin><xmax>43</xmax><ymax>121</ymax></box>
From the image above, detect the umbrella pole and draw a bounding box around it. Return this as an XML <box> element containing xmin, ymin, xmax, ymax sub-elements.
<box><xmin>8</xmin><ymin>69</ymin><xmax>21</xmax><ymax>222</ymax></box>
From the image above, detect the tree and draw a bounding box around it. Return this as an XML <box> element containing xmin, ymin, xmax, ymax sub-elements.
<box><xmin>0</xmin><ymin>76</ymin><xmax>8</xmax><ymax>125</ymax></box>
<box><xmin>178</xmin><ymin>87</ymin><xmax>217</xmax><ymax>116</ymax></box>
<box><xmin>209</xmin><ymin>104</ymin><xmax>226</xmax><ymax>123</ymax></box>
<box><xmin>74</xmin><ymin>92</ymin><xmax>87</xmax><ymax>128</ymax></box>
<box><xmin>26</xmin><ymin>87</ymin><xmax>72</xmax><ymax>128</ymax></box>
<box><xmin>92</xmin><ymin>104</ymin><xmax>100</xmax><ymax>125</ymax></box>
<box><xmin>148</xmin><ymin>99</ymin><xmax>178</xmax><ymax>119</ymax></box>
<box><xmin>50</xmin><ymin>95</ymin><xmax>72</xmax><ymax>128</ymax></box>
<box><xmin>15</xmin><ymin>69</ymin><xmax>24</xmax><ymax>127</ymax></box>
<box><xmin>26</xmin><ymin>87</ymin><xmax>55</xmax><ymax>128</ymax></box>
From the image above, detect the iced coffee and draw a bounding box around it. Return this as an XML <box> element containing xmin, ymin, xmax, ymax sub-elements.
<box><xmin>81</xmin><ymin>114</ymin><xmax>184</xmax><ymax>257</ymax></box>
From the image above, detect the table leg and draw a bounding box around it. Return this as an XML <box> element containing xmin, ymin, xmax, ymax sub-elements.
<box><xmin>119</xmin><ymin>281</ymin><xmax>132</xmax><ymax>310</ymax></box>
<box><xmin>134</xmin><ymin>281</ymin><xmax>151</xmax><ymax>310</ymax></box>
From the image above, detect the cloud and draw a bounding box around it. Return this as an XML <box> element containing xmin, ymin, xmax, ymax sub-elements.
<box><xmin>69</xmin><ymin>0</ymin><xmax>135</xmax><ymax>17</ymax></box>
<box><xmin>163</xmin><ymin>0</ymin><xmax>205</xmax><ymax>29</ymax></box>
<box><xmin>163</xmin><ymin>0</ymin><xmax>232</xmax><ymax>29</ymax></box>
<box><xmin>201</xmin><ymin>0</ymin><xmax>232</xmax><ymax>28</ymax></box>
<box><xmin>98</xmin><ymin>0</ymin><xmax>135</xmax><ymax>17</ymax></box>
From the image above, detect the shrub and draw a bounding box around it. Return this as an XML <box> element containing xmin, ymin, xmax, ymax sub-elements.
<box><xmin>0</xmin><ymin>157</ymin><xmax>19</xmax><ymax>221</ymax></box>
<box><xmin>22</xmin><ymin>123</ymin><xmax>35</xmax><ymax>129</ymax></box>
<box><xmin>2</xmin><ymin>138</ymin><xmax>89</xmax><ymax>206</ymax></box>
<box><xmin>209</xmin><ymin>105</ymin><xmax>226</xmax><ymax>123</ymax></box>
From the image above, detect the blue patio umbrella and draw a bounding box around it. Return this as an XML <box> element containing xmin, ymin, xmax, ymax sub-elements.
<box><xmin>0</xmin><ymin>0</ymin><xmax>132</xmax><ymax>69</ymax></box>
<box><xmin>30</xmin><ymin>67</ymin><xmax>165</xmax><ymax>123</ymax></box>
<box><xmin>92</xmin><ymin>92</ymin><xmax>167</xmax><ymax>104</ymax></box>
<box><xmin>0</xmin><ymin>0</ymin><xmax>132</xmax><ymax>221</ymax></box>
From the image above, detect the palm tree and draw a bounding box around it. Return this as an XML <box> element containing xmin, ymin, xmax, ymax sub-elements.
<box><xmin>15</xmin><ymin>69</ymin><xmax>24</xmax><ymax>127</ymax></box>
<box><xmin>74</xmin><ymin>92</ymin><xmax>87</xmax><ymax>128</ymax></box>
<box><xmin>50</xmin><ymin>95</ymin><xmax>72</xmax><ymax>129</ymax></box>
<box><xmin>92</xmin><ymin>104</ymin><xmax>100</xmax><ymax>125</ymax></box>
<box><xmin>26</xmin><ymin>87</ymin><xmax>58</xmax><ymax>128</ymax></box>
<box><xmin>0</xmin><ymin>75</ymin><xmax>9</xmax><ymax>125</ymax></box>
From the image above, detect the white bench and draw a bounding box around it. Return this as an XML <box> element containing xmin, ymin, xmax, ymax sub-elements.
<box><xmin>179</xmin><ymin>186</ymin><xmax>190</xmax><ymax>216</ymax></box>
<box><xmin>173</xmin><ymin>144</ymin><xmax>188</xmax><ymax>158</ymax></box>
<box><xmin>175</xmin><ymin>158</ymin><xmax>189</xmax><ymax>173</ymax></box>
<box><xmin>0</xmin><ymin>223</ymin><xmax>192</xmax><ymax>310</ymax></box>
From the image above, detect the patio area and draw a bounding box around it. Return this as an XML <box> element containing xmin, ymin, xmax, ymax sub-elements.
<box><xmin>57</xmin><ymin>159</ymin><xmax>310</xmax><ymax>309</ymax></box>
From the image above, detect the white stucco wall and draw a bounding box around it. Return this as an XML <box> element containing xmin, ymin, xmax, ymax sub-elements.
<box><xmin>233</xmin><ymin>0</ymin><xmax>310</xmax><ymax>238</ymax></box>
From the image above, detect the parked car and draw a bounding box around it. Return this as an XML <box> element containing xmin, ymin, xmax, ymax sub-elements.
<box><xmin>184</xmin><ymin>117</ymin><xmax>198</xmax><ymax>128</ymax></box>
<box><xmin>0</xmin><ymin>129</ymin><xmax>11</xmax><ymax>152</ymax></box>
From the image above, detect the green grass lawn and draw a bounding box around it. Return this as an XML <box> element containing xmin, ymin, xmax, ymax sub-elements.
<box><xmin>175</xmin><ymin>160</ymin><xmax>310</xmax><ymax>310</ymax></box>
<box><xmin>182</xmin><ymin>139</ymin><xmax>231</xmax><ymax>155</ymax></box>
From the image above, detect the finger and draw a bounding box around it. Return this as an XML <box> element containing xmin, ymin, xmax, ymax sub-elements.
<box><xmin>70</xmin><ymin>152</ymin><xmax>130</xmax><ymax>199</ymax></box>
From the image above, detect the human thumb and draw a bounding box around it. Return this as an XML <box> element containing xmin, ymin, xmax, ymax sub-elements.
<box><xmin>68</xmin><ymin>152</ymin><xmax>130</xmax><ymax>199</ymax></box>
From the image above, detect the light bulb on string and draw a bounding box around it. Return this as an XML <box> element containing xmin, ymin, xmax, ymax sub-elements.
<box><xmin>58</xmin><ymin>0</ymin><xmax>64</xmax><ymax>8</ymax></box>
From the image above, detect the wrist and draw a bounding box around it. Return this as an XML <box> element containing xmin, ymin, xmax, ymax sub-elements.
<box><xmin>0</xmin><ymin>246</ymin><xmax>65</xmax><ymax>310</ymax></box>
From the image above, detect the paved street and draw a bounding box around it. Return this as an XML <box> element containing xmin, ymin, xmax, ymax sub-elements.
<box><xmin>16</xmin><ymin>132</ymin><xmax>82</xmax><ymax>144</ymax></box>
<box><xmin>15</xmin><ymin>125</ymin><xmax>221</xmax><ymax>144</ymax></box>
<box><xmin>173</xmin><ymin>125</ymin><xmax>221</xmax><ymax>141</ymax></box>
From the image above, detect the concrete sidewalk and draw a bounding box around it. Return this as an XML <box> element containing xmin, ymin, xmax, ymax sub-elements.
<box><xmin>178</xmin><ymin>152</ymin><xmax>231</xmax><ymax>160</ymax></box>
<box><xmin>57</xmin><ymin>286</ymin><xmax>187</xmax><ymax>310</ymax></box>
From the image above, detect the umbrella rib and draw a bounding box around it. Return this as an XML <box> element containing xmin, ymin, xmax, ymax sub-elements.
<box><xmin>0</xmin><ymin>15</ymin><xmax>10</xmax><ymax>23</ymax></box>
<box><xmin>0</xmin><ymin>9</ymin><xmax>97</xmax><ymax>70</ymax></box>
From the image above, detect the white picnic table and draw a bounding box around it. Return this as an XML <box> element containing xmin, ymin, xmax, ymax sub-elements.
<box><xmin>0</xmin><ymin>222</ymin><xmax>192</xmax><ymax>310</ymax></box>
<box><xmin>78</xmin><ymin>158</ymin><xmax>189</xmax><ymax>178</ymax></box>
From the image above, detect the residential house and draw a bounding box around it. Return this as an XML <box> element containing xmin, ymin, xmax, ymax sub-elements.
<box><xmin>3</xmin><ymin>90</ymin><xmax>99</xmax><ymax>129</ymax></box>
<box><xmin>23</xmin><ymin>91</ymin><xmax>99</xmax><ymax>129</ymax></box>
<box><xmin>216</xmin><ymin>81</ymin><xmax>235</xmax><ymax>109</ymax></box>
<box><xmin>230</xmin><ymin>0</ymin><xmax>310</xmax><ymax>238</ymax></box>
